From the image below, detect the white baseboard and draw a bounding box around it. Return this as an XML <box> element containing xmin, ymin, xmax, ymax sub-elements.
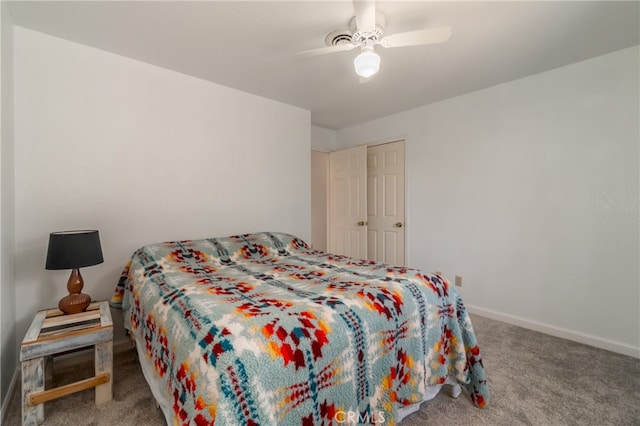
<box><xmin>0</xmin><ymin>366</ymin><xmax>20</xmax><ymax>426</ymax></box>
<box><xmin>466</xmin><ymin>304</ymin><xmax>640</xmax><ymax>359</ymax></box>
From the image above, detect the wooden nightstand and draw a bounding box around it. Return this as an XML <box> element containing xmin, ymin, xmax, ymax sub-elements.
<box><xmin>19</xmin><ymin>301</ymin><xmax>113</xmax><ymax>425</ymax></box>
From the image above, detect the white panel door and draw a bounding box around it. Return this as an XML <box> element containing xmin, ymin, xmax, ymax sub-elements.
<box><xmin>367</xmin><ymin>141</ymin><xmax>405</xmax><ymax>265</ymax></box>
<box><xmin>328</xmin><ymin>145</ymin><xmax>367</xmax><ymax>259</ymax></box>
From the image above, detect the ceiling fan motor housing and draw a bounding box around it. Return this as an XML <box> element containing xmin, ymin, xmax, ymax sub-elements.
<box><xmin>324</xmin><ymin>12</ymin><xmax>386</xmax><ymax>48</ymax></box>
<box><xmin>350</xmin><ymin>13</ymin><xmax>385</xmax><ymax>44</ymax></box>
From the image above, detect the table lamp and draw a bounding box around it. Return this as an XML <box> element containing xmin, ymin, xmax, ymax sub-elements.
<box><xmin>45</xmin><ymin>230</ymin><xmax>104</xmax><ymax>315</ymax></box>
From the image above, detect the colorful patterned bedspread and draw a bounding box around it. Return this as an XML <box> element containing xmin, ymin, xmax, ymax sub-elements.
<box><xmin>111</xmin><ymin>232</ymin><xmax>488</xmax><ymax>425</ymax></box>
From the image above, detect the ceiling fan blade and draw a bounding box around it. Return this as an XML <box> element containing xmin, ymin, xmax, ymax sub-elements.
<box><xmin>294</xmin><ymin>43</ymin><xmax>356</xmax><ymax>58</ymax></box>
<box><xmin>380</xmin><ymin>26</ymin><xmax>452</xmax><ymax>48</ymax></box>
<box><xmin>353</xmin><ymin>0</ymin><xmax>376</xmax><ymax>33</ymax></box>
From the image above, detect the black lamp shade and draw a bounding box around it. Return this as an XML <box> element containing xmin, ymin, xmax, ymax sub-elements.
<box><xmin>45</xmin><ymin>230</ymin><xmax>104</xmax><ymax>270</ymax></box>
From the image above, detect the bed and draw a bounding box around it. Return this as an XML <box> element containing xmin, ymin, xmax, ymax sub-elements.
<box><xmin>111</xmin><ymin>232</ymin><xmax>488</xmax><ymax>425</ymax></box>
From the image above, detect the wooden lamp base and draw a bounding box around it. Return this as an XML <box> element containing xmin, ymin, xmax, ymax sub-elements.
<box><xmin>58</xmin><ymin>268</ymin><xmax>92</xmax><ymax>315</ymax></box>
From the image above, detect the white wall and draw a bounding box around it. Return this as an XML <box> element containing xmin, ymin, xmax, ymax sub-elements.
<box><xmin>311</xmin><ymin>125</ymin><xmax>336</xmax><ymax>152</ymax></box>
<box><xmin>0</xmin><ymin>1</ymin><xmax>16</xmax><ymax>415</ymax></box>
<box><xmin>13</xmin><ymin>27</ymin><xmax>311</xmax><ymax>349</ymax></box>
<box><xmin>337</xmin><ymin>46</ymin><xmax>640</xmax><ymax>357</ymax></box>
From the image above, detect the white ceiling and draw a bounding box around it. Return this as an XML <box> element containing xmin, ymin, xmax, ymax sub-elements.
<box><xmin>8</xmin><ymin>1</ymin><xmax>640</xmax><ymax>129</ymax></box>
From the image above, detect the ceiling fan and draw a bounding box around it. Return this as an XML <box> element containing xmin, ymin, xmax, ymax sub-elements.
<box><xmin>295</xmin><ymin>0</ymin><xmax>452</xmax><ymax>80</ymax></box>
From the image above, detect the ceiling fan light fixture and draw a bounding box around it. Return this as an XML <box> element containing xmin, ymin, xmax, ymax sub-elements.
<box><xmin>353</xmin><ymin>48</ymin><xmax>380</xmax><ymax>78</ymax></box>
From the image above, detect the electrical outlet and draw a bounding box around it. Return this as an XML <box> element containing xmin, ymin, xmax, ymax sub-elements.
<box><xmin>455</xmin><ymin>275</ymin><xmax>463</xmax><ymax>287</ymax></box>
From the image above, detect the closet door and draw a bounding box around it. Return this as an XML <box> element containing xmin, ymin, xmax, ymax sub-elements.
<box><xmin>367</xmin><ymin>141</ymin><xmax>405</xmax><ymax>265</ymax></box>
<box><xmin>328</xmin><ymin>145</ymin><xmax>367</xmax><ymax>259</ymax></box>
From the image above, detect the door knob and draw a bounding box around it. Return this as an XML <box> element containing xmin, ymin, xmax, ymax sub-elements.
<box><xmin>394</xmin><ymin>222</ymin><xmax>403</xmax><ymax>228</ymax></box>
<box><xmin>357</xmin><ymin>221</ymin><xmax>367</xmax><ymax>226</ymax></box>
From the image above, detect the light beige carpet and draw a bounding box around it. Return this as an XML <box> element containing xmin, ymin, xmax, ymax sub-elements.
<box><xmin>4</xmin><ymin>315</ymin><xmax>639</xmax><ymax>425</ymax></box>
